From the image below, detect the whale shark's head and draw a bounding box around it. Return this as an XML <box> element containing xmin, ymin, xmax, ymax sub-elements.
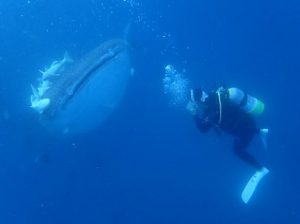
<box><xmin>30</xmin><ymin>39</ymin><xmax>130</xmax><ymax>135</ymax></box>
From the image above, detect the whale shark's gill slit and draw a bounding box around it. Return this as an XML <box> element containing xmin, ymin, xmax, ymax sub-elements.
<box><xmin>62</xmin><ymin>51</ymin><xmax>118</xmax><ymax>108</ymax></box>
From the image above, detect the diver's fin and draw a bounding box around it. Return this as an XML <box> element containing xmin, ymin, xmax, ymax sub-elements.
<box><xmin>241</xmin><ymin>167</ymin><xmax>269</xmax><ymax>204</ymax></box>
<box><xmin>260</xmin><ymin>128</ymin><xmax>269</xmax><ymax>150</ymax></box>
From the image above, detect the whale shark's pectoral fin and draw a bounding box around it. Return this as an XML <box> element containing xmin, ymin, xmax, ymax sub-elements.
<box><xmin>64</xmin><ymin>51</ymin><xmax>74</xmax><ymax>64</ymax></box>
<box><xmin>30</xmin><ymin>97</ymin><xmax>50</xmax><ymax>114</ymax></box>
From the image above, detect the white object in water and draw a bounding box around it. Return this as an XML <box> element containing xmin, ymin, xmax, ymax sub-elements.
<box><xmin>30</xmin><ymin>84</ymin><xmax>50</xmax><ymax>114</ymax></box>
<box><xmin>37</xmin><ymin>80</ymin><xmax>51</xmax><ymax>96</ymax></box>
<box><xmin>39</xmin><ymin>51</ymin><xmax>73</xmax><ymax>80</ymax></box>
<box><xmin>30</xmin><ymin>97</ymin><xmax>50</xmax><ymax>114</ymax></box>
<box><xmin>241</xmin><ymin>167</ymin><xmax>269</xmax><ymax>204</ymax></box>
<box><xmin>164</xmin><ymin>64</ymin><xmax>176</xmax><ymax>74</ymax></box>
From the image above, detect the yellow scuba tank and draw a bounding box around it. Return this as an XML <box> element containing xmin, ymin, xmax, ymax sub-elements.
<box><xmin>227</xmin><ymin>87</ymin><xmax>264</xmax><ymax>116</ymax></box>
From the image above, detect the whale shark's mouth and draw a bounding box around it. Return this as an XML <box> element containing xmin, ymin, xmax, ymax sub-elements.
<box><xmin>30</xmin><ymin>39</ymin><xmax>130</xmax><ymax>134</ymax></box>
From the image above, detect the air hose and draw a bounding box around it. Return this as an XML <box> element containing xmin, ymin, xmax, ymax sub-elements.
<box><xmin>217</xmin><ymin>89</ymin><xmax>222</xmax><ymax>125</ymax></box>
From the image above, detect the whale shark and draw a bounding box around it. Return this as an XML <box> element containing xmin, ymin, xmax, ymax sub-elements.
<box><xmin>30</xmin><ymin>39</ymin><xmax>130</xmax><ymax>134</ymax></box>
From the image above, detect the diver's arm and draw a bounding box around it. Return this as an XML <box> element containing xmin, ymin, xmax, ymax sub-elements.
<box><xmin>193</xmin><ymin>115</ymin><xmax>212</xmax><ymax>133</ymax></box>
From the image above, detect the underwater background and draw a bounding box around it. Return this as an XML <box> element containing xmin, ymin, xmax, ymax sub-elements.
<box><xmin>0</xmin><ymin>0</ymin><xmax>299</xmax><ymax>223</ymax></box>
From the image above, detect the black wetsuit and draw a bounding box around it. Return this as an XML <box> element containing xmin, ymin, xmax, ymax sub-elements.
<box><xmin>194</xmin><ymin>89</ymin><xmax>263</xmax><ymax>170</ymax></box>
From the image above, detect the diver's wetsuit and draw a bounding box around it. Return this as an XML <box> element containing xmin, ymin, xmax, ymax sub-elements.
<box><xmin>194</xmin><ymin>89</ymin><xmax>263</xmax><ymax>170</ymax></box>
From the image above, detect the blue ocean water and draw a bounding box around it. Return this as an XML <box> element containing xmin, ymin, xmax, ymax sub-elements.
<box><xmin>0</xmin><ymin>0</ymin><xmax>299</xmax><ymax>223</ymax></box>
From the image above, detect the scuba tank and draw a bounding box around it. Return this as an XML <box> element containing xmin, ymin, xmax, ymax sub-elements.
<box><xmin>227</xmin><ymin>87</ymin><xmax>264</xmax><ymax>116</ymax></box>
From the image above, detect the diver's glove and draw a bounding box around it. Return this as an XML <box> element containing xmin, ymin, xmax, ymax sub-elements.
<box><xmin>186</xmin><ymin>101</ymin><xmax>199</xmax><ymax>115</ymax></box>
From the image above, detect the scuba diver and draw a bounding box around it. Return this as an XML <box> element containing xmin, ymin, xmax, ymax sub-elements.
<box><xmin>186</xmin><ymin>86</ymin><xmax>269</xmax><ymax>203</ymax></box>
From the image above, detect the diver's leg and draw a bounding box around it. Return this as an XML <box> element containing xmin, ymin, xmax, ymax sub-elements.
<box><xmin>233</xmin><ymin>135</ymin><xmax>263</xmax><ymax>170</ymax></box>
<box><xmin>234</xmin><ymin>127</ymin><xmax>269</xmax><ymax>204</ymax></box>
